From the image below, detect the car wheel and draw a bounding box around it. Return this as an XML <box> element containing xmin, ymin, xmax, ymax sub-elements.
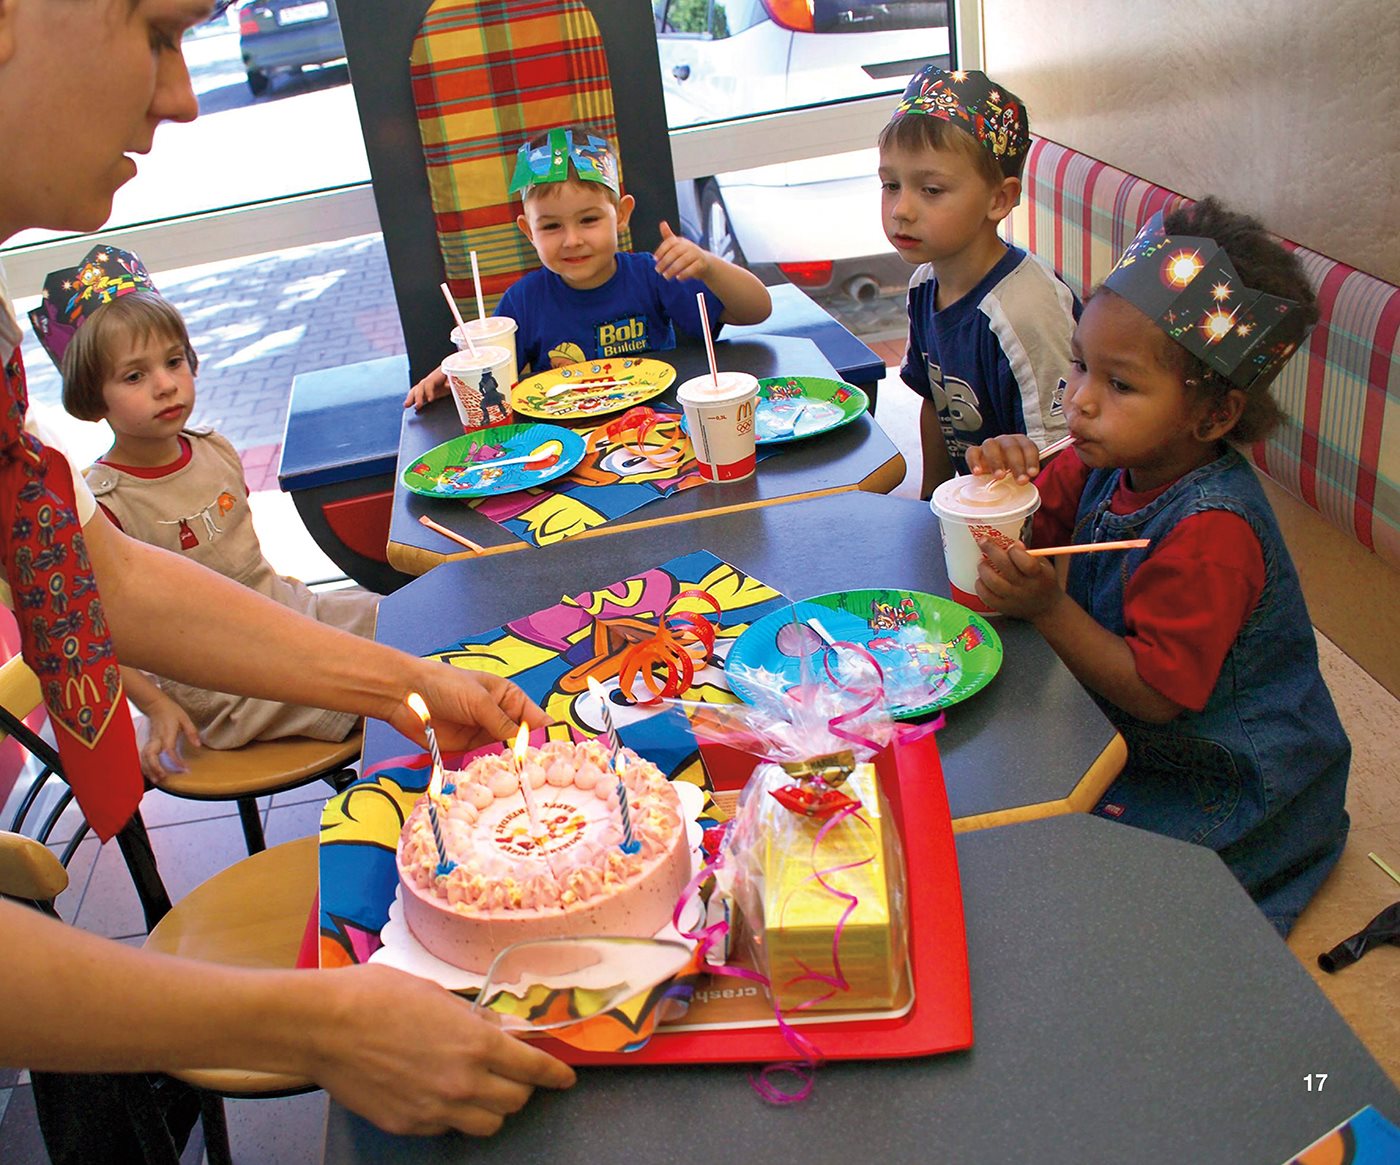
<box><xmin>699</xmin><ymin>180</ymin><xmax>746</xmax><ymax>267</ymax></box>
<box><xmin>246</xmin><ymin>69</ymin><xmax>269</xmax><ymax>96</ymax></box>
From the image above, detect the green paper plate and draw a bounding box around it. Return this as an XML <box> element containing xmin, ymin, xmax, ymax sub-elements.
<box><xmin>725</xmin><ymin>588</ymin><xmax>1003</xmax><ymax>719</ymax></box>
<box><xmin>511</xmin><ymin>357</ymin><xmax>676</xmax><ymax>420</ymax></box>
<box><xmin>402</xmin><ymin>422</ymin><xmax>586</xmax><ymax>499</ymax></box>
<box><xmin>754</xmin><ymin>375</ymin><xmax>868</xmax><ymax>444</ymax></box>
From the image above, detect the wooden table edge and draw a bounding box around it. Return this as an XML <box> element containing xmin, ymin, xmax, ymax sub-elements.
<box><xmin>949</xmin><ymin>733</ymin><xmax>1127</xmax><ymax>833</ymax></box>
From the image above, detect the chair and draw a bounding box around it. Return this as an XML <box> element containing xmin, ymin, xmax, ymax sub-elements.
<box><xmin>1</xmin><ymin>654</ymin><xmax>323</xmax><ymax>1164</ymax></box>
<box><xmin>338</xmin><ymin>0</ymin><xmax>679</xmax><ymax>383</ymax></box>
<box><xmin>155</xmin><ymin>729</ymin><xmax>362</xmax><ymax>853</ymax></box>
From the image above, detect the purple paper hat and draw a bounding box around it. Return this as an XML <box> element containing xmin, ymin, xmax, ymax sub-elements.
<box><xmin>890</xmin><ymin>66</ymin><xmax>1029</xmax><ymax>176</ymax></box>
<box><xmin>1104</xmin><ymin>212</ymin><xmax>1309</xmax><ymax>389</ymax></box>
<box><xmin>28</xmin><ymin>244</ymin><xmax>159</xmax><ymax>369</ymax></box>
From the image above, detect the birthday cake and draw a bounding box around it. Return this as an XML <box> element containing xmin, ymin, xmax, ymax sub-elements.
<box><xmin>396</xmin><ymin>739</ymin><xmax>692</xmax><ymax>972</ymax></box>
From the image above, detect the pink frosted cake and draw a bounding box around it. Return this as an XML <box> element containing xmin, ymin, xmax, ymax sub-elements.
<box><xmin>396</xmin><ymin>738</ymin><xmax>691</xmax><ymax>972</ymax></box>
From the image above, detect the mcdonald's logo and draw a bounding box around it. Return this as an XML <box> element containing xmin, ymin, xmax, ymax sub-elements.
<box><xmin>64</xmin><ymin>673</ymin><xmax>100</xmax><ymax>710</ymax></box>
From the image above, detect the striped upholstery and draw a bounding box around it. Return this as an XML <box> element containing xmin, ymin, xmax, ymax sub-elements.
<box><xmin>1005</xmin><ymin>138</ymin><xmax>1400</xmax><ymax>570</ymax></box>
<box><xmin>410</xmin><ymin>0</ymin><xmax>633</xmax><ymax>317</ymax></box>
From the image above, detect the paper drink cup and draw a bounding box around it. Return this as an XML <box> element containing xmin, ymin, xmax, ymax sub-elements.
<box><xmin>452</xmin><ymin>316</ymin><xmax>519</xmax><ymax>389</ymax></box>
<box><xmin>440</xmin><ymin>345</ymin><xmax>515</xmax><ymax>433</ymax></box>
<box><xmin>677</xmin><ymin>371</ymin><xmax>759</xmax><ymax>482</ymax></box>
<box><xmin>930</xmin><ymin>475</ymin><xmax>1042</xmax><ymax>614</ymax></box>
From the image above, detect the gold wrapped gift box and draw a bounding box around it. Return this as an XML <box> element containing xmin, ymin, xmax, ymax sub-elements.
<box><xmin>741</xmin><ymin>762</ymin><xmax>907</xmax><ymax>1012</ymax></box>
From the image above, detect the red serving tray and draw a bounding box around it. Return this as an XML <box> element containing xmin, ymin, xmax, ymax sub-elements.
<box><xmin>542</xmin><ymin>727</ymin><xmax>973</xmax><ymax>1066</ymax></box>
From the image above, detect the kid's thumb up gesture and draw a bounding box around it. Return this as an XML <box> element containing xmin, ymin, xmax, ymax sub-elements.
<box><xmin>653</xmin><ymin>220</ymin><xmax>711</xmax><ymax>282</ymax></box>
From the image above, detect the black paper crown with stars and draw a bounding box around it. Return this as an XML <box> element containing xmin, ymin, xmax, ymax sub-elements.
<box><xmin>28</xmin><ymin>244</ymin><xmax>160</xmax><ymax>370</ymax></box>
<box><xmin>1104</xmin><ymin>212</ymin><xmax>1310</xmax><ymax>390</ymax></box>
<box><xmin>889</xmin><ymin>65</ymin><xmax>1029</xmax><ymax>178</ymax></box>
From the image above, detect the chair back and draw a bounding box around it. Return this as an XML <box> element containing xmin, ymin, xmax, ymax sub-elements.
<box><xmin>339</xmin><ymin>0</ymin><xmax>677</xmax><ymax>382</ymax></box>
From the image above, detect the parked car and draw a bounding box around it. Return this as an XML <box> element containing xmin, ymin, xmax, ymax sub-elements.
<box><xmin>238</xmin><ymin>0</ymin><xmax>346</xmax><ymax>96</ymax></box>
<box><xmin>654</xmin><ymin>0</ymin><xmax>951</xmax><ymax>299</ymax></box>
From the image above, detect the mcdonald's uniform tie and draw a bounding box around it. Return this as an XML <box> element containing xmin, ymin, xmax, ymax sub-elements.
<box><xmin>0</xmin><ymin>346</ymin><xmax>142</xmax><ymax>841</ymax></box>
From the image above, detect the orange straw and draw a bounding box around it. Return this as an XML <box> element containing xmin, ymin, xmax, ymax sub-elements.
<box><xmin>1038</xmin><ymin>433</ymin><xmax>1078</xmax><ymax>458</ymax></box>
<box><xmin>696</xmin><ymin>291</ymin><xmax>718</xmax><ymax>387</ymax></box>
<box><xmin>469</xmin><ymin>251</ymin><xmax>486</xmax><ymax>322</ymax></box>
<box><xmin>1026</xmin><ymin>538</ymin><xmax>1150</xmax><ymax>558</ymax></box>
<box><xmin>440</xmin><ymin>282</ymin><xmax>475</xmax><ymax>354</ymax></box>
<box><xmin>418</xmin><ymin>514</ymin><xmax>483</xmax><ymax>553</ymax></box>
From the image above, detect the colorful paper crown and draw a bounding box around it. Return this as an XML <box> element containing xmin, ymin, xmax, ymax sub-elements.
<box><xmin>28</xmin><ymin>244</ymin><xmax>159</xmax><ymax>369</ymax></box>
<box><xmin>1104</xmin><ymin>212</ymin><xmax>1309</xmax><ymax>389</ymax></box>
<box><xmin>507</xmin><ymin>129</ymin><xmax>620</xmax><ymax>198</ymax></box>
<box><xmin>890</xmin><ymin>65</ymin><xmax>1029</xmax><ymax>175</ymax></box>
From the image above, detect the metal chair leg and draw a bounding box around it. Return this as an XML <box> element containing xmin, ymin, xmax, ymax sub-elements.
<box><xmin>114</xmin><ymin>812</ymin><xmax>172</xmax><ymax>930</ymax></box>
<box><xmin>237</xmin><ymin>796</ymin><xmax>267</xmax><ymax>853</ymax></box>
<box><xmin>199</xmin><ymin>1092</ymin><xmax>235</xmax><ymax>1165</ymax></box>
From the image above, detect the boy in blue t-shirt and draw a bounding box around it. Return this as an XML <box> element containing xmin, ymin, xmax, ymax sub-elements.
<box><xmin>406</xmin><ymin>127</ymin><xmax>771</xmax><ymax>409</ymax></box>
<box><xmin>882</xmin><ymin>66</ymin><xmax>1079</xmax><ymax>496</ymax></box>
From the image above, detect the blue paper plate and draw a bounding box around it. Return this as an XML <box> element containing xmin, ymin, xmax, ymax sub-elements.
<box><xmin>402</xmin><ymin>422</ymin><xmax>586</xmax><ymax>499</ymax></box>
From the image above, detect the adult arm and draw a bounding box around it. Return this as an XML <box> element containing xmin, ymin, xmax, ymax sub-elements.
<box><xmin>0</xmin><ymin>900</ymin><xmax>574</xmax><ymax>1137</ymax></box>
<box><xmin>83</xmin><ymin>512</ymin><xmax>547</xmax><ymax>751</ymax></box>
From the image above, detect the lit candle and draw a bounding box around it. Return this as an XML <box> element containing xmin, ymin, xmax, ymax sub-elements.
<box><xmin>513</xmin><ymin>723</ymin><xmax>547</xmax><ymax>849</ymax></box>
<box><xmin>587</xmin><ymin>677</ymin><xmax>639</xmax><ymax>855</ymax></box>
<box><xmin>407</xmin><ymin>692</ymin><xmax>455</xmax><ymax>876</ymax></box>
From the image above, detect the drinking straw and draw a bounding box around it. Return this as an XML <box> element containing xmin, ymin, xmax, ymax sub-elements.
<box><xmin>696</xmin><ymin>290</ymin><xmax>718</xmax><ymax>387</ymax></box>
<box><xmin>469</xmin><ymin>251</ymin><xmax>486</xmax><ymax>322</ymax></box>
<box><xmin>418</xmin><ymin>513</ymin><xmax>483</xmax><ymax>553</ymax></box>
<box><xmin>1026</xmin><ymin>538</ymin><xmax>1151</xmax><ymax>558</ymax></box>
<box><xmin>440</xmin><ymin>281</ymin><xmax>476</xmax><ymax>354</ymax></box>
<box><xmin>1038</xmin><ymin>433</ymin><xmax>1078</xmax><ymax>458</ymax></box>
<box><xmin>1369</xmin><ymin>852</ymin><xmax>1400</xmax><ymax>888</ymax></box>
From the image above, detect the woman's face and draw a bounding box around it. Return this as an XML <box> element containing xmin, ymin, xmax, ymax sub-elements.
<box><xmin>0</xmin><ymin>0</ymin><xmax>207</xmax><ymax>241</ymax></box>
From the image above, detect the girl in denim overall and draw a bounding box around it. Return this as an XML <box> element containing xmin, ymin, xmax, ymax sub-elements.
<box><xmin>966</xmin><ymin>198</ymin><xmax>1350</xmax><ymax>935</ymax></box>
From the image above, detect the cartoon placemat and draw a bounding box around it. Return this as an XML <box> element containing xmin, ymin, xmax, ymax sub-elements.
<box><xmin>466</xmin><ymin>411</ymin><xmax>779</xmax><ymax>548</ymax></box>
<box><xmin>318</xmin><ymin>550</ymin><xmax>789</xmax><ymax>969</ymax></box>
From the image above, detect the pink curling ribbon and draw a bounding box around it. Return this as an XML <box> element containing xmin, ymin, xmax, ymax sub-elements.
<box><xmin>672</xmin><ymin>848</ymin><xmax>824</xmax><ymax>1104</ymax></box>
<box><xmin>819</xmin><ymin>640</ymin><xmax>888</xmax><ymax>754</ymax></box>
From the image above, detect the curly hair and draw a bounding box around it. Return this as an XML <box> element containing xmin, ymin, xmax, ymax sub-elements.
<box><xmin>1153</xmin><ymin>197</ymin><xmax>1318</xmax><ymax>444</ymax></box>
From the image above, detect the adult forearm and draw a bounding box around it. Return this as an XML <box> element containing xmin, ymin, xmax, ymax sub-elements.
<box><xmin>0</xmin><ymin>900</ymin><xmax>322</xmax><ymax>1075</ymax></box>
<box><xmin>87</xmin><ymin>513</ymin><xmax>413</xmax><ymax>725</ymax></box>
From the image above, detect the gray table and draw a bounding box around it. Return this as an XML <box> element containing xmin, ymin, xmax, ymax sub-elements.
<box><xmin>387</xmin><ymin>335</ymin><xmax>905</xmax><ymax>575</ymax></box>
<box><xmin>323</xmin><ymin>813</ymin><xmax>1400</xmax><ymax>1163</ymax></box>
<box><xmin>363</xmin><ymin>491</ymin><xmax>1123</xmax><ymax>827</ymax></box>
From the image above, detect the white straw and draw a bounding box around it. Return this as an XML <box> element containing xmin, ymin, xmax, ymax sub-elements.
<box><xmin>1038</xmin><ymin>433</ymin><xmax>1077</xmax><ymax>458</ymax></box>
<box><xmin>696</xmin><ymin>291</ymin><xmax>718</xmax><ymax>387</ymax></box>
<box><xmin>440</xmin><ymin>282</ymin><xmax>476</xmax><ymax>354</ymax></box>
<box><xmin>469</xmin><ymin>252</ymin><xmax>486</xmax><ymax>322</ymax></box>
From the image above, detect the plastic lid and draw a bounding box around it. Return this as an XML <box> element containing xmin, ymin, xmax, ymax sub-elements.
<box><xmin>931</xmin><ymin>473</ymin><xmax>1040</xmax><ymax>520</ymax></box>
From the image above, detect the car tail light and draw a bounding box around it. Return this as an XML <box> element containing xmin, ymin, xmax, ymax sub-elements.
<box><xmin>239</xmin><ymin>9</ymin><xmax>262</xmax><ymax>34</ymax></box>
<box><xmin>778</xmin><ymin>260</ymin><xmax>833</xmax><ymax>288</ymax></box>
<box><xmin>760</xmin><ymin>0</ymin><xmax>815</xmax><ymax>33</ymax></box>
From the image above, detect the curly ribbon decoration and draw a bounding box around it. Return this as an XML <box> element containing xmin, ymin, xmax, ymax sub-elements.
<box><xmin>672</xmin><ymin>848</ymin><xmax>824</xmax><ymax>1104</ymax></box>
<box><xmin>600</xmin><ymin>406</ymin><xmax>687</xmax><ymax>468</ymax></box>
<box><xmin>616</xmin><ymin>588</ymin><xmax>723</xmax><ymax>705</ymax></box>
<box><xmin>818</xmin><ymin>639</ymin><xmax>888</xmax><ymax>754</ymax></box>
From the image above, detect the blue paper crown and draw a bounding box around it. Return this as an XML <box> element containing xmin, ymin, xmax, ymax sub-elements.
<box><xmin>1103</xmin><ymin>212</ymin><xmax>1309</xmax><ymax>390</ymax></box>
<box><xmin>508</xmin><ymin>129</ymin><xmax>620</xmax><ymax>198</ymax></box>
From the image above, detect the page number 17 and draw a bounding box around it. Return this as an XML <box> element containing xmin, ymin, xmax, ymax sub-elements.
<box><xmin>1304</xmin><ymin>1073</ymin><xmax>1328</xmax><ymax>1091</ymax></box>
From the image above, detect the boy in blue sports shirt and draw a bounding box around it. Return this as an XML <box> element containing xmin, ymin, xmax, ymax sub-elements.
<box><xmin>406</xmin><ymin>127</ymin><xmax>771</xmax><ymax>409</ymax></box>
<box><xmin>881</xmin><ymin>66</ymin><xmax>1078</xmax><ymax>496</ymax></box>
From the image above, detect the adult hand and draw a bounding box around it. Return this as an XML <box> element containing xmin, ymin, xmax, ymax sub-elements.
<box><xmin>311</xmin><ymin>965</ymin><xmax>575</xmax><ymax>1137</ymax></box>
<box><xmin>975</xmin><ymin>538</ymin><xmax>1062</xmax><ymax>621</ymax></box>
<box><xmin>137</xmin><ymin>694</ymin><xmax>200</xmax><ymax>785</ymax></box>
<box><xmin>653</xmin><ymin>221</ymin><xmax>712</xmax><ymax>283</ymax></box>
<box><xmin>965</xmin><ymin>434</ymin><xmax>1042</xmax><ymax>484</ymax></box>
<box><xmin>405</xmin><ymin>369</ymin><xmax>449</xmax><ymax>412</ymax></box>
<box><xmin>387</xmin><ymin>662</ymin><xmax>551</xmax><ymax>754</ymax></box>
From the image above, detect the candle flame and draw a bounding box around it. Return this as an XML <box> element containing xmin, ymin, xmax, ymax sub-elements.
<box><xmin>406</xmin><ymin>692</ymin><xmax>429</xmax><ymax>724</ymax></box>
<box><xmin>428</xmin><ymin>763</ymin><xmax>443</xmax><ymax>800</ymax></box>
<box><xmin>512</xmin><ymin>722</ymin><xmax>530</xmax><ymax>765</ymax></box>
<box><xmin>586</xmin><ymin>675</ymin><xmax>604</xmax><ymax>699</ymax></box>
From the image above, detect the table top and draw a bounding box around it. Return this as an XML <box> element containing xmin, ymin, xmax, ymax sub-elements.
<box><xmin>322</xmin><ymin>813</ymin><xmax>1400</xmax><ymax>1164</ymax></box>
<box><xmin>364</xmin><ymin>491</ymin><xmax>1122</xmax><ymax>829</ymax></box>
<box><xmin>387</xmin><ymin>335</ymin><xmax>905</xmax><ymax>575</ymax></box>
<box><xmin>278</xmin><ymin>353</ymin><xmax>410</xmax><ymax>491</ymax></box>
<box><xmin>728</xmin><ymin>282</ymin><xmax>886</xmax><ymax>388</ymax></box>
